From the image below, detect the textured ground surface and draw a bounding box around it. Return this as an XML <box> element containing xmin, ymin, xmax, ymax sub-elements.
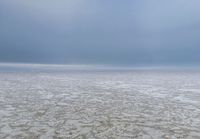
<box><xmin>0</xmin><ymin>65</ymin><xmax>200</xmax><ymax>139</ymax></box>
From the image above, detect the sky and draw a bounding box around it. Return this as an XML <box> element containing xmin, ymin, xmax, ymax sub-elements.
<box><xmin>0</xmin><ymin>0</ymin><xmax>200</xmax><ymax>66</ymax></box>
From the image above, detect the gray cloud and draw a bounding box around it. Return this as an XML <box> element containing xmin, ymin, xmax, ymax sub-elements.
<box><xmin>0</xmin><ymin>0</ymin><xmax>200</xmax><ymax>65</ymax></box>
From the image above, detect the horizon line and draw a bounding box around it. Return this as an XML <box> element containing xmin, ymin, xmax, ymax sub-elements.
<box><xmin>0</xmin><ymin>62</ymin><xmax>200</xmax><ymax>70</ymax></box>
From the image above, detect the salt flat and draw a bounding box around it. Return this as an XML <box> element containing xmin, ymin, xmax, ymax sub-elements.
<box><xmin>0</xmin><ymin>65</ymin><xmax>200</xmax><ymax>139</ymax></box>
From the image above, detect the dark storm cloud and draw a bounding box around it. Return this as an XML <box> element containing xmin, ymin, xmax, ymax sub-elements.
<box><xmin>0</xmin><ymin>0</ymin><xmax>200</xmax><ymax>65</ymax></box>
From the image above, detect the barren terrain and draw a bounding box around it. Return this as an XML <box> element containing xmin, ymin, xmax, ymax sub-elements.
<box><xmin>0</xmin><ymin>65</ymin><xmax>200</xmax><ymax>139</ymax></box>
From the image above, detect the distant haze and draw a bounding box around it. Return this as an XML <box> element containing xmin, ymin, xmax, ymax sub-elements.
<box><xmin>0</xmin><ymin>0</ymin><xmax>200</xmax><ymax>66</ymax></box>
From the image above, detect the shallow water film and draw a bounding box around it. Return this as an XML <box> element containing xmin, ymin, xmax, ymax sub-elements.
<box><xmin>0</xmin><ymin>65</ymin><xmax>200</xmax><ymax>139</ymax></box>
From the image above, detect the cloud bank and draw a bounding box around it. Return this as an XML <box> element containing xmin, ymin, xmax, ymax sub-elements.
<box><xmin>0</xmin><ymin>0</ymin><xmax>200</xmax><ymax>65</ymax></box>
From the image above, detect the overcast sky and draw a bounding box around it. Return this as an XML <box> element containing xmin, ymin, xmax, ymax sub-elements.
<box><xmin>0</xmin><ymin>0</ymin><xmax>200</xmax><ymax>66</ymax></box>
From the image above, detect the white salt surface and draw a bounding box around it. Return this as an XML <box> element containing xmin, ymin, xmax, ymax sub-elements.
<box><xmin>0</xmin><ymin>65</ymin><xmax>200</xmax><ymax>139</ymax></box>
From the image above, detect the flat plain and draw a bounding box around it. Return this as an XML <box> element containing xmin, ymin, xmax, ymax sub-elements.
<box><xmin>0</xmin><ymin>65</ymin><xmax>200</xmax><ymax>139</ymax></box>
